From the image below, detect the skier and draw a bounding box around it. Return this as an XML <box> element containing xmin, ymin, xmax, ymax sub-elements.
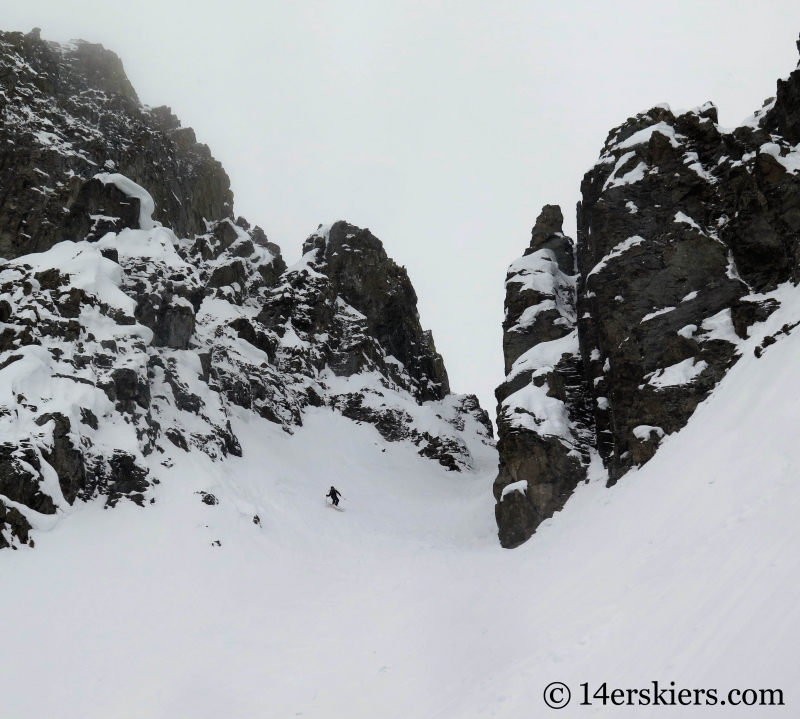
<box><xmin>326</xmin><ymin>486</ymin><xmax>343</xmax><ymax>507</ymax></box>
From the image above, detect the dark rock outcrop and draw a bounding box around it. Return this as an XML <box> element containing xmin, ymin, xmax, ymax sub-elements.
<box><xmin>259</xmin><ymin>221</ymin><xmax>450</xmax><ymax>402</ymax></box>
<box><xmin>135</xmin><ymin>294</ymin><xmax>196</xmax><ymax>350</ymax></box>
<box><xmin>0</xmin><ymin>499</ymin><xmax>33</xmax><ymax>548</ymax></box>
<box><xmin>493</xmin><ymin>207</ymin><xmax>593</xmax><ymax>548</ymax></box>
<box><xmin>0</xmin><ymin>442</ymin><xmax>56</xmax><ymax>515</ymax></box>
<box><xmin>106</xmin><ymin>451</ymin><xmax>150</xmax><ymax>506</ymax></box>
<box><xmin>494</xmin><ymin>34</ymin><xmax>800</xmax><ymax>547</ymax></box>
<box><xmin>0</xmin><ymin>28</ymin><xmax>234</xmax><ymax>259</ymax></box>
<box><xmin>35</xmin><ymin>413</ymin><xmax>85</xmax><ymax>504</ymax></box>
<box><xmin>250</xmin><ymin>221</ymin><xmax>489</xmax><ymax>470</ymax></box>
<box><xmin>576</xmin><ymin>102</ymin><xmax>745</xmax><ymax>481</ymax></box>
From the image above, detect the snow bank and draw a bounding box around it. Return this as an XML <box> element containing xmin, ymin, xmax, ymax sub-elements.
<box><xmin>648</xmin><ymin>357</ymin><xmax>708</xmax><ymax>388</ymax></box>
<box><xmin>603</xmin><ymin>151</ymin><xmax>648</xmax><ymax>190</ymax></box>
<box><xmin>587</xmin><ymin>235</ymin><xmax>645</xmax><ymax>277</ymax></box>
<box><xmin>641</xmin><ymin>306</ymin><xmax>675</xmax><ymax>323</ymax></box>
<box><xmin>613</xmin><ymin>121</ymin><xmax>683</xmax><ymax>150</ymax></box>
<box><xmin>506</xmin><ymin>330</ymin><xmax>578</xmax><ymax>382</ymax></box>
<box><xmin>96</xmin><ymin>226</ymin><xmax>189</xmax><ymax>269</ymax></box>
<box><xmin>759</xmin><ymin>142</ymin><xmax>800</xmax><ymax>175</ymax></box>
<box><xmin>500</xmin><ymin>479</ymin><xmax>527</xmax><ymax>500</ymax></box>
<box><xmin>632</xmin><ymin>424</ymin><xmax>665</xmax><ymax>440</ymax></box>
<box><xmin>93</xmin><ymin>172</ymin><xmax>156</xmax><ymax>230</ymax></box>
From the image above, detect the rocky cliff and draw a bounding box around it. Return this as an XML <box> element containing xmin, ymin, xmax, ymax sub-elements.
<box><xmin>0</xmin><ymin>28</ymin><xmax>233</xmax><ymax>260</ymax></box>
<box><xmin>493</xmin><ymin>206</ymin><xmax>594</xmax><ymax>548</ymax></box>
<box><xmin>494</xmin><ymin>35</ymin><xmax>800</xmax><ymax>547</ymax></box>
<box><xmin>0</xmin><ymin>30</ymin><xmax>492</xmax><ymax>550</ymax></box>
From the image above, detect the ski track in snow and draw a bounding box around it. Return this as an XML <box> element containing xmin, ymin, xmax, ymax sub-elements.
<box><xmin>3</xmin><ymin>289</ymin><xmax>800</xmax><ymax>717</ymax></box>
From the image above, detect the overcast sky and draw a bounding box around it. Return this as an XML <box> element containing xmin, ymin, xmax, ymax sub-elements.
<box><xmin>4</xmin><ymin>1</ymin><xmax>800</xmax><ymax>420</ymax></box>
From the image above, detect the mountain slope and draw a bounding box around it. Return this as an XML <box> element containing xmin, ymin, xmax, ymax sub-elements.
<box><xmin>1</xmin><ymin>280</ymin><xmax>798</xmax><ymax>718</ymax></box>
<box><xmin>1</xmin><ymin>24</ymin><xmax>799</xmax><ymax>719</ymax></box>
<box><xmin>0</xmin><ymin>29</ymin><xmax>493</xmax><ymax>551</ymax></box>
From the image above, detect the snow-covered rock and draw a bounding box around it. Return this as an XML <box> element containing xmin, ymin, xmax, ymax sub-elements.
<box><xmin>493</xmin><ymin>33</ymin><xmax>800</xmax><ymax>547</ymax></box>
<box><xmin>493</xmin><ymin>206</ymin><xmax>594</xmax><ymax>547</ymax></box>
<box><xmin>0</xmin><ymin>29</ymin><xmax>236</xmax><ymax>260</ymax></box>
<box><xmin>0</xmin><ymin>31</ymin><xmax>492</xmax><ymax>550</ymax></box>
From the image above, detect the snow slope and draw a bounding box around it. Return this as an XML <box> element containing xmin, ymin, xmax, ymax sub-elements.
<box><xmin>2</xmin><ymin>286</ymin><xmax>800</xmax><ymax>717</ymax></box>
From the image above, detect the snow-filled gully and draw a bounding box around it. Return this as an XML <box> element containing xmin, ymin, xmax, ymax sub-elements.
<box><xmin>2</xmin><ymin>285</ymin><xmax>800</xmax><ymax>718</ymax></box>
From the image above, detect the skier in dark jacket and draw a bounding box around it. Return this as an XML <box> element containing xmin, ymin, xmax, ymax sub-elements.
<box><xmin>326</xmin><ymin>486</ymin><xmax>343</xmax><ymax>507</ymax></box>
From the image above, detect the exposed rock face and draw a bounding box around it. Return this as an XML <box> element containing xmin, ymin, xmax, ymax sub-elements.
<box><xmin>0</xmin><ymin>28</ymin><xmax>234</xmax><ymax>260</ymax></box>
<box><xmin>0</xmin><ymin>498</ymin><xmax>32</xmax><ymax>549</ymax></box>
<box><xmin>264</xmin><ymin>222</ymin><xmax>450</xmax><ymax>403</ymax></box>
<box><xmin>493</xmin><ymin>207</ymin><xmax>594</xmax><ymax>548</ymax></box>
<box><xmin>0</xmin><ymin>30</ymin><xmax>492</xmax><ymax>550</ymax></box>
<box><xmin>35</xmin><ymin>412</ymin><xmax>85</xmax><ymax>504</ymax></box>
<box><xmin>0</xmin><ymin>441</ymin><xmax>56</xmax><ymax>515</ymax></box>
<box><xmin>576</xmin><ymin>103</ymin><xmax>745</xmax><ymax>481</ymax></box>
<box><xmin>255</xmin><ymin>222</ymin><xmax>486</xmax><ymax>470</ymax></box>
<box><xmin>494</xmin><ymin>35</ymin><xmax>800</xmax><ymax>547</ymax></box>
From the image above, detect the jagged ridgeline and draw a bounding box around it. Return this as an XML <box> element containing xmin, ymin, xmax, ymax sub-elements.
<box><xmin>0</xmin><ymin>29</ymin><xmax>492</xmax><ymax>550</ymax></box>
<box><xmin>494</xmin><ymin>34</ymin><xmax>800</xmax><ymax>548</ymax></box>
